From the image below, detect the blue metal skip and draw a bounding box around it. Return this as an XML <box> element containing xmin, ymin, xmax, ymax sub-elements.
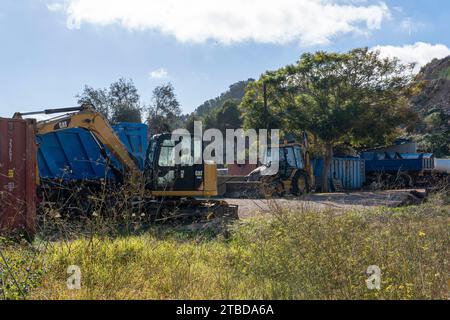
<box><xmin>37</xmin><ymin>123</ymin><xmax>148</xmax><ymax>181</ymax></box>
<box><xmin>313</xmin><ymin>158</ymin><xmax>366</xmax><ymax>190</ymax></box>
<box><xmin>361</xmin><ymin>152</ymin><xmax>434</xmax><ymax>173</ymax></box>
<box><xmin>112</xmin><ymin>123</ymin><xmax>148</xmax><ymax>170</ymax></box>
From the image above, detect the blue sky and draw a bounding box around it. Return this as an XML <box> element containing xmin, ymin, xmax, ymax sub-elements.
<box><xmin>0</xmin><ymin>0</ymin><xmax>449</xmax><ymax>117</ymax></box>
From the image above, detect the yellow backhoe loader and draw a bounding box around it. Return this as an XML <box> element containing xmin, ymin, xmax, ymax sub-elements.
<box><xmin>224</xmin><ymin>134</ymin><xmax>315</xmax><ymax>198</ymax></box>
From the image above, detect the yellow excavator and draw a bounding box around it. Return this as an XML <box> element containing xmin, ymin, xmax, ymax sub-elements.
<box><xmin>14</xmin><ymin>105</ymin><xmax>238</xmax><ymax>222</ymax></box>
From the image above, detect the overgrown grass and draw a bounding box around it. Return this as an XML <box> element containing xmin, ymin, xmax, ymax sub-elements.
<box><xmin>1</xmin><ymin>193</ymin><xmax>449</xmax><ymax>300</ymax></box>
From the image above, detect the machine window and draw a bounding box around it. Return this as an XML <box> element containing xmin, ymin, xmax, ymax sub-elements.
<box><xmin>158</xmin><ymin>139</ymin><xmax>194</xmax><ymax>167</ymax></box>
<box><xmin>294</xmin><ymin>146</ymin><xmax>304</xmax><ymax>168</ymax></box>
<box><xmin>285</xmin><ymin>147</ymin><xmax>297</xmax><ymax>168</ymax></box>
<box><xmin>158</xmin><ymin>140</ymin><xmax>176</xmax><ymax>167</ymax></box>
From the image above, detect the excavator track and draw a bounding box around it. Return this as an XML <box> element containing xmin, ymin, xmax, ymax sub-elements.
<box><xmin>144</xmin><ymin>198</ymin><xmax>239</xmax><ymax>223</ymax></box>
<box><xmin>38</xmin><ymin>182</ymin><xmax>239</xmax><ymax>228</ymax></box>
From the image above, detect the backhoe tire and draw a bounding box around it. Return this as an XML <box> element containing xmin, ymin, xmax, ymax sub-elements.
<box><xmin>292</xmin><ymin>171</ymin><xmax>310</xmax><ymax>196</ymax></box>
<box><xmin>263</xmin><ymin>179</ymin><xmax>285</xmax><ymax>198</ymax></box>
<box><xmin>261</xmin><ymin>177</ymin><xmax>284</xmax><ymax>199</ymax></box>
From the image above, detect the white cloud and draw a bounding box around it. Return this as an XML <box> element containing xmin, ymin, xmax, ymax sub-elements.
<box><xmin>46</xmin><ymin>3</ymin><xmax>65</xmax><ymax>12</ymax></box>
<box><xmin>149</xmin><ymin>68</ymin><xmax>169</xmax><ymax>79</ymax></box>
<box><xmin>49</xmin><ymin>0</ymin><xmax>390</xmax><ymax>46</ymax></box>
<box><xmin>373</xmin><ymin>42</ymin><xmax>450</xmax><ymax>72</ymax></box>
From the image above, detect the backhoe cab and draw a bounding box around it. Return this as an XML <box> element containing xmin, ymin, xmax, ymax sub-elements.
<box><xmin>247</xmin><ymin>136</ymin><xmax>314</xmax><ymax>197</ymax></box>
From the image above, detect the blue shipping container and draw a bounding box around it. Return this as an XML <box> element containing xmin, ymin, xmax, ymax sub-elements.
<box><xmin>313</xmin><ymin>158</ymin><xmax>366</xmax><ymax>190</ymax></box>
<box><xmin>37</xmin><ymin>122</ymin><xmax>148</xmax><ymax>181</ymax></box>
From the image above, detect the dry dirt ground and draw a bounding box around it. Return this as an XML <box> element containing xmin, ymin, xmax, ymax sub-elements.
<box><xmin>223</xmin><ymin>189</ymin><xmax>427</xmax><ymax>219</ymax></box>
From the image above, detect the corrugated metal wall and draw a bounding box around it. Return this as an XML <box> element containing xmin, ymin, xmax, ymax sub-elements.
<box><xmin>0</xmin><ymin>118</ymin><xmax>37</xmax><ymax>237</ymax></box>
<box><xmin>313</xmin><ymin>158</ymin><xmax>366</xmax><ymax>190</ymax></box>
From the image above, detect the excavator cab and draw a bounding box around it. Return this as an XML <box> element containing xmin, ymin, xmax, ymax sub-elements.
<box><xmin>145</xmin><ymin>133</ymin><xmax>217</xmax><ymax>197</ymax></box>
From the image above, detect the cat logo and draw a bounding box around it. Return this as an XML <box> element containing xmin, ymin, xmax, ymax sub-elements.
<box><xmin>54</xmin><ymin>119</ymin><xmax>71</xmax><ymax>130</ymax></box>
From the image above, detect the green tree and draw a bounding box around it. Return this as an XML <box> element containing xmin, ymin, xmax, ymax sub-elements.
<box><xmin>424</xmin><ymin>112</ymin><xmax>443</xmax><ymax>130</ymax></box>
<box><xmin>216</xmin><ymin>100</ymin><xmax>242</xmax><ymax>131</ymax></box>
<box><xmin>240</xmin><ymin>75</ymin><xmax>284</xmax><ymax>131</ymax></box>
<box><xmin>147</xmin><ymin>83</ymin><xmax>181</xmax><ymax>136</ymax></box>
<box><xmin>422</xmin><ymin>132</ymin><xmax>450</xmax><ymax>157</ymax></box>
<box><xmin>76</xmin><ymin>86</ymin><xmax>110</xmax><ymax>119</ymax></box>
<box><xmin>77</xmin><ymin>78</ymin><xmax>142</xmax><ymax>124</ymax></box>
<box><xmin>185</xmin><ymin>113</ymin><xmax>197</xmax><ymax>134</ymax></box>
<box><xmin>241</xmin><ymin>48</ymin><xmax>419</xmax><ymax>191</ymax></box>
<box><xmin>188</xmin><ymin>100</ymin><xmax>242</xmax><ymax>132</ymax></box>
<box><xmin>418</xmin><ymin>108</ymin><xmax>450</xmax><ymax>157</ymax></box>
<box><xmin>109</xmin><ymin>78</ymin><xmax>142</xmax><ymax>124</ymax></box>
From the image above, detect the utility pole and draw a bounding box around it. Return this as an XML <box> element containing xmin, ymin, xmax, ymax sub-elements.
<box><xmin>263</xmin><ymin>81</ymin><xmax>268</xmax><ymax>130</ymax></box>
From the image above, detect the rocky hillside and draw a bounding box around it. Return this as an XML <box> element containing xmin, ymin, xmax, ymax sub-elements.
<box><xmin>412</xmin><ymin>56</ymin><xmax>450</xmax><ymax>116</ymax></box>
<box><xmin>410</xmin><ymin>56</ymin><xmax>450</xmax><ymax>156</ymax></box>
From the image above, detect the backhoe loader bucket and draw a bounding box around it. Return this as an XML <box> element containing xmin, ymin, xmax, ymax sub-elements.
<box><xmin>224</xmin><ymin>181</ymin><xmax>266</xmax><ymax>198</ymax></box>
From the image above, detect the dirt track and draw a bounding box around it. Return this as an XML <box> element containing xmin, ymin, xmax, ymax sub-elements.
<box><xmin>223</xmin><ymin>189</ymin><xmax>426</xmax><ymax>219</ymax></box>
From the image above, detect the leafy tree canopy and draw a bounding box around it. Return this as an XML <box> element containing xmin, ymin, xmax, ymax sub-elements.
<box><xmin>186</xmin><ymin>99</ymin><xmax>242</xmax><ymax>134</ymax></box>
<box><xmin>147</xmin><ymin>83</ymin><xmax>182</xmax><ymax>136</ymax></box>
<box><xmin>77</xmin><ymin>78</ymin><xmax>142</xmax><ymax>124</ymax></box>
<box><xmin>241</xmin><ymin>48</ymin><xmax>420</xmax><ymax>191</ymax></box>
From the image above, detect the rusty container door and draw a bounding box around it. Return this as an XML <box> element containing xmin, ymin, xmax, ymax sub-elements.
<box><xmin>0</xmin><ymin>118</ymin><xmax>37</xmax><ymax>237</ymax></box>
